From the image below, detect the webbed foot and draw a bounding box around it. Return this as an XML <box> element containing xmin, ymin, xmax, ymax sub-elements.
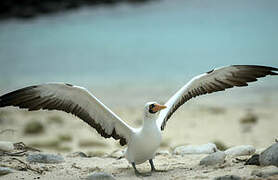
<box><xmin>149</xmin><ymin>159</ymin><xmax>168</xmax><ymax>173</ymax></box>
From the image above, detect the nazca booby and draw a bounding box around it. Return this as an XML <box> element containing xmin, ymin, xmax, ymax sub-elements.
<box><xmin>0</xmin><ymin>65</ymin><xmax>277</xmax><ymax>176</ymax></box>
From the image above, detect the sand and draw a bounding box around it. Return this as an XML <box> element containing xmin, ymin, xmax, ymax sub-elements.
<box><xmin>1</xmin><ymin>151</ymin><xmax>277</xmax><ymax>180</ymax></box>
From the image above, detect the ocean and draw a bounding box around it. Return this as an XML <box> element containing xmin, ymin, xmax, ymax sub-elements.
<box><xmin>0</xmin><ymin>0</ymin><xmax>277</xmax><ymax>106</ymax></box>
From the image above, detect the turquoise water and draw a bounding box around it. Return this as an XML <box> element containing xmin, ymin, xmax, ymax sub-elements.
<box><xmin>0</xmin><ymin>0</ymin><xmax>277</xmax><ymax>105</ymax></box>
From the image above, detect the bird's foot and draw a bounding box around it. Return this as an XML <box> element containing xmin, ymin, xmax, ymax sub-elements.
<box><xmin>135</xmin><ymin>171</ymin><xmax>152</xmax><ymax>177</ymax></box>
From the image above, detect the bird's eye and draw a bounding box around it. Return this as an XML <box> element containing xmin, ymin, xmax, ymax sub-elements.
<box><xmin>149</xmin><ymin>104</ymin><xmax>155</xmax><ymax>109</ymax></box>
<box><xmin>149</xmin><ymin>104</ymin><xmax>155</xmax><ymax>114</ymax></box>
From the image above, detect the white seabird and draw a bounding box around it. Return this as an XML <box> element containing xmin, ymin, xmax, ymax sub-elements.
<box><xmin>0</xmin><ymin>65</ymin><xmax>277</xmax><ymax>176</ymax></box>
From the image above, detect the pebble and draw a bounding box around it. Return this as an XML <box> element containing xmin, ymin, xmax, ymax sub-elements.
<box><xmin>156</xmin><ymin>150</ymin><xmax>170</xmax><ymax>156</ymax></box>
<box><xmin>173</xmin><ymin>143</ymin><xmax>218</xmax><ymax>155</ymax></box>
<box><xmin>214</xmin><ymin>175</ymin><xmax>241</xmax><ymax>180</ymax></box>
<box><xmin>0</xmin><ymin>141</ymin><xmax>14</xmax><ymax>152</ymax></box>
<box><xmin>27</xmin><ymin>153</ymin><xmax>64</xmax><ymax>164</ymax></box>
<box><xmin>245</xmin><ymin>154</ymin><xmax>260</xmax><ymax>166</ymax></box>
<box><xmin>200</xmin><ymin>151</ymin><xmax>226</xmax><ymax>166</ymax></box>
<box><xmin>259</xmin><ymin>143</ymin><xmax>278</xmax><ymax>167</ymax></box>
<box><xmin>256</xmin><ymin>148</ymin><xmax>266</xmax><ymax>154</ymax></box>
<box><xmin>251</xmin><ymin>166</ymin><xmax>278</xmax><ymax>178</ymax></box>
<box><xmin>67</xmin><ymin>152</ymin><xmax>88</xmax><ymax>158</ymax></box>
<box><xmin>24</xmin><ymin>121</ymin><xmax>44</xmax><ymax>134</ymax></box>
<box><xmin>0</xmin><ymin>167</ymin><xmax>14</xmax><ymax>176</ymax></box>
<box><xmin>224</xmin><ymin>145</ymin><xmax>255</xmax><ymax>157</ymax></box>
<box><xmin>108</xmin><ymin>149</ymin><xmax>125</xmax><ymax>159</ymax></box>
<box><xmin>86</xmin><ymin>172</ymin><xmax>116</xmax><ymax>180</ymax></box>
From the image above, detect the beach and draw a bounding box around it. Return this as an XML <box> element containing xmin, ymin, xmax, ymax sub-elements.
<box><xmin>1</xmin><ymin>150</ymin><xmax>278</xmax><ymax>180</ymax></box>
<box><xmin>1</xmin><ymin>0</ymin><xmax>278</xmax><ymax>179</ymax></box>
<box><xmin>0</xmin><ymin>82</ymin><xmax>278</xmax><ymax>179</ymax></box>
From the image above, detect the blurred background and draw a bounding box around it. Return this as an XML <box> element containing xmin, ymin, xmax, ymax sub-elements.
<box><xmin>0</xmin><ymin>0</ymin><xmax>278</xmax><ymax>156</ymax></box>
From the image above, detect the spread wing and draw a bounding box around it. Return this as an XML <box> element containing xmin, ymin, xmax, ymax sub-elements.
<box><xmin>0</xmin><ymin>83</ymin><xmax>135</xmax><ymax>146</ymax></box>
<box><xmin>157</xmin><ymin>65</ymin><xmax>278</xmax><ymax>130</ymax></box>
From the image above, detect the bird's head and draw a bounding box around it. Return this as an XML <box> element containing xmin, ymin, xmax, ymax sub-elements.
<box><xmin>144</xmin><ymin>102</ymin><xmax>167</xmax><ymax>120</ymax></box>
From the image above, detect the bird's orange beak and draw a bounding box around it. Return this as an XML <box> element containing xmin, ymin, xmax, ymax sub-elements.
<box><xmin>153</xmin><ymin>104</ymin><xmax>167</xmax><ymax>112</ymax></box>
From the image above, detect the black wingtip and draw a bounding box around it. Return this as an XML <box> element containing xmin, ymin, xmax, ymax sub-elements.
<box><xmin>233</xmin><ymin>65</ymin><xmax>278</xmax><ymax>75</ymax></box>
<box><xmin>233</xmin><ymin>64</ymin><xmax>276</xmax><ymax>69</ymax></box>
<box><xmin>268</xmin><ymin>66</ymin><xmax>278</xmax><ymax>75</ymax></box>
<box><xmin>0</xmin><ymin>85</ymin><xmax>38</xmax><ymax>108</ymax></box>
<box><xmin>0</xmin><ymin>94</ymin><xmax>6</xmax><ymax>107</ymax></box>
<box><xmin>0</xmin><ymin>95</ymin><xmax>10</xmax><ymax>108</ymax></box>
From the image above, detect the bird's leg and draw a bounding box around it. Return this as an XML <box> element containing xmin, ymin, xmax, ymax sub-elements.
<box><xmin>149</xmin><ymin>159</ymin><xmax>168</xmax><ymax>172</ymax></box>
<box><xmin>132</xmin><ymin>162</ymin><xmax>151</xmax><ymax>177</ymax></box>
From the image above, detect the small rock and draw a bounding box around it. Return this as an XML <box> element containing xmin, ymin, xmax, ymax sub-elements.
<box><xmin>0</xmin><ymin>141</ymin><xmax>14</xmax><ymax>151</ymax></box>
<box><xmin>213</xmin><ymin>141</ymin><xmax>228</xmax><ymax>151</ymax></box>
<box><xmin>225</xmin><ymin>145</ymin><xmax>255</xmax><ymax>157</ymax></box>
<box><xmin>67</xmin><ymin>151</ymin><xmax>88</xmax><ymax>158</ymax></box>
<box><xmin>251</xmin><ymin>166</ymin><xmax>278</xmax><ymax>178</ymax></box>
<box><xmin>214</xmin><ymin>175</ymin><xmax>241</xmax><ymax>180</ymax></box>
<box><xmin>260</xmin><ymin>143</ymin><xmax>278</xmax><ymax>167</ymax></box>
<box><xmin>245</xmin><ymin>154</ymin><xmax>260</xmax><ymax>166</ymax></box>
<box><xmin>39</xmin><ymin>164</ymin><xmax>54</xmax><ymax>172</ymax></box>
<box><xmin>87</xmin><ymin>151</ymin><xmax>107</xmax><ymax>157</ymax></box>
<box><xmin>240</xmin><ymin>113</ymin><xmax>258</xmax><ymax>124</ymax></box>
<box><xmin>200</xmin><ymin>151</ymin><xmax>226</xmax><ymax>166</ymax></box>
<box><xmin>24</xmin><ymin>121</ymin><xmax>44</xmax><ymax>134</ymax></box>
<box><xmin>256</xmin><ymin>148</ymin><xmax>266</xmax><ymax>154</ymax></box>
<box><xmin>86</xmin><ymin>172</ymin><xmax>115</xmax><ymax>180</ymax></box>
<box><xmin>156</xmin><ymin>150</ymin><xmax>170</xmax><ymax>156</ymax></box>
<box><xmin>0</xmin><ymin>167</ymin><xmax>14</xmax><ymax>176</ymax></box>
<box><xmin>27</xmin><ymin>153</ymin><xmax>64</xmax><ymax>164</ymax></box>
<box><xmin>174</xmin><ymin>143</ymin><xmax>218</xmax><ymax>155</ymax></box>
<box><xmin>108</xmin><ymin>149</ymin><xmax>124</xmax><ymax>159</ymax></box>
<box><xmin>58</xmin><ymin>134</ymin><xmax>72</xmax><ymax>142</ymax></box>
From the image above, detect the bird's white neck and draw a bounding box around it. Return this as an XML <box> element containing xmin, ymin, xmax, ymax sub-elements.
<box><xmin>142</xmin><ymin>115</ymin><xmax>158</xmax><ymax>131</ymax></box>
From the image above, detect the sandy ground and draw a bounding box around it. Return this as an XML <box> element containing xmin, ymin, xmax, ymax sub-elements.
<box><xmin>2</xmin><ymin>152</ymin><xmax>278</xmax><ymax>180</ymax></box>
<box><xmin>0</xmin><ymin>86</ymin><xmax>278</xmax><ymax>179</ymax></box>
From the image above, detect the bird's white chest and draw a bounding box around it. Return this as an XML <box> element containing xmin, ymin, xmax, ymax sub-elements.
<box><xmin>125</xmin><ymin>123</ymin><xmax>162</xmax><ymax>164</ymax></box>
